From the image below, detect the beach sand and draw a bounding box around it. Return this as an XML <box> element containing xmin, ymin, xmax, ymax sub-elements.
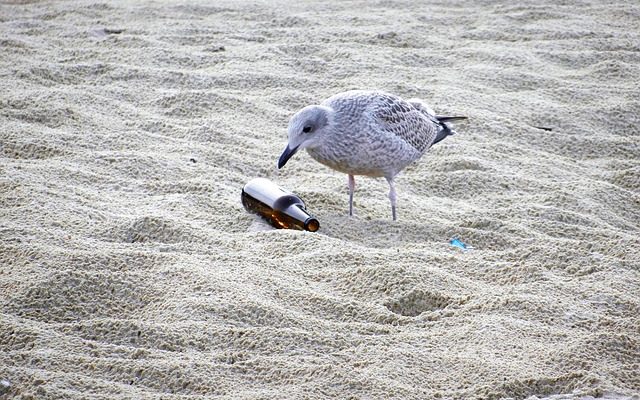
<box><xmin>1</xmin><ymin>0</ymin><xmax>639</xmax><ymax>398</ymax></box>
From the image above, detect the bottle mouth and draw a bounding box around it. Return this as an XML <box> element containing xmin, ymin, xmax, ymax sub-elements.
<box><xmin>304</xmin><ymin>218</ymin><xmax>320</xmax><ymax>232</ymax></box>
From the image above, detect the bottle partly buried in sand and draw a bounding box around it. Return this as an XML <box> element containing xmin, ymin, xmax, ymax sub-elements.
<box><xmin>241</xmin><ymin>178</ymin><xmax>320</xmax><ymax>232</ymax></box>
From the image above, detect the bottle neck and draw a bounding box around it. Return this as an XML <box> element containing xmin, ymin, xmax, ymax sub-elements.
<box><xmin>276</xmin><ymin>204</ymin><xmax>320</xmax><ymax>232</ymax></box>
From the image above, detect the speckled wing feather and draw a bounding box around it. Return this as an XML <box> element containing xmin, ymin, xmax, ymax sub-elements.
<box><xmin>368</xmin><ymin>93</ymin><xmax>438</xmax><ymax>153</ymax></box>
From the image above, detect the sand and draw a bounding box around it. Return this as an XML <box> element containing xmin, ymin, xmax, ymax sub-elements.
<box><xmin>1</xmin><ymin>0</ymin><xmax>639</xmax><ymax>399</ymax></box>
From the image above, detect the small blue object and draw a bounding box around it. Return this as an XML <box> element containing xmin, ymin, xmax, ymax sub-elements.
<box><xmin>449</xmin><ymin>236</ymin><xmax>472</xmax><ymax>251</ymax></box>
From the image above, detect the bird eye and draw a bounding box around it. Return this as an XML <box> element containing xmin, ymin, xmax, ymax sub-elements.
<box><xmin>302</xmin><ymin>126</ymin><xmax>312</xmax><ymax>133</ymax></box>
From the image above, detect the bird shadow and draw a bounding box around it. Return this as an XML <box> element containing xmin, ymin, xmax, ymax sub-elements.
<box><xmin>316</xmin><ymin>212</ymin><xmax>454</xmax><ymax>249</ymax></box>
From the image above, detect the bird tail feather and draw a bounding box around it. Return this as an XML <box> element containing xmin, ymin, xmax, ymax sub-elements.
<box><xmin>431</xmin><ymin>116</ymin><xmax>467</xmax><ymax>146</ymax></box>
<box><xmin>435</xmin><ymin>116</ymin><xmax>468</xmax><ymax>122</ymax></box>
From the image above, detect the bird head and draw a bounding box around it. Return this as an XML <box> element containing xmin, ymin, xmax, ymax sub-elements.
<box><xmin>277</xmin><ymin>105</ymin><xmax>331</xmax><ymax>169</ymax></box>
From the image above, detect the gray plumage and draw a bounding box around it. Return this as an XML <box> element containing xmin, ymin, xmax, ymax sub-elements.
<box><xmin>277</xmin><ymin>90</ymin><xmax>466</xmax><ymax>220</ymax></box>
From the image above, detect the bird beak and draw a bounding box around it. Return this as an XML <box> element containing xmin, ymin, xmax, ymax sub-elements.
<box><xmin>277</xmin><ymin>144</ymin><xmax>299</xmax><ymax>169</ymax></box>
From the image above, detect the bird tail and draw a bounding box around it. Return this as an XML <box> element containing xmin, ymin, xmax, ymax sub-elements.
<box><xmin>431</xmin><ymin>116</ymin><xmax>468</xmax><ymax>146</ymax></box>
<box><xmin>435</xmin><ymin>116</ymin><xmax>468</xmax><ymax>123</ymax></box>
<box><xmin>407</xmin><ymin>97</ymin><xmax>468</xmax><ymax>146</ymax></box>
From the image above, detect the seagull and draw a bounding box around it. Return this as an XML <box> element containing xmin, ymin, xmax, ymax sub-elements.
<box><xmin>277</xmin><ymin>90</ymin><xmax>466</xmax><ymax>220</ymax></box>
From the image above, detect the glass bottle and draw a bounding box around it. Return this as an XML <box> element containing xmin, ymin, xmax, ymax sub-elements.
<box><xmin>241</xmin><ymin>178</ymin><xmax>320</xmax><ymax>232</ymax></box>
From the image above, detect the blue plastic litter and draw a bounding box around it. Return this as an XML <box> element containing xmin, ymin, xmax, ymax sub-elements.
<box><xmin>449</xmin><ymin>236</ymin><xmax>472</xmax><ymax>251</ymax></box>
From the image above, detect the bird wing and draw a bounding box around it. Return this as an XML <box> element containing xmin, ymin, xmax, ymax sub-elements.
<box><xmin>368</xmin><ymin>93</ymin><xmax>438</xmax><ymax>153</ymax></box>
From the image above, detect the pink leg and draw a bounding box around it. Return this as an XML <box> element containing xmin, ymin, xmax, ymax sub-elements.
<box><xmin>386</xmin><ymin>177</ymin><xmax>397</xmax><ymax>221</ymax></box>
<box><xmin>347</xmin><ymin>174</ymin><xmax>355</xmax><ymax>216</ymax></box>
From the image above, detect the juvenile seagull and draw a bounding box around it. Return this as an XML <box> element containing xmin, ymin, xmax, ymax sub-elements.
<box><xmin>277</xmin><ymin>90</ymin><xmax>466</xmax><ymax>220</ymax></box>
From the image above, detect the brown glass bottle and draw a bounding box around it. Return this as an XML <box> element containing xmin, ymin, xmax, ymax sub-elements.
<box><xmin>241</xmin><ymin>178</ymin><xmax>320</xmax><ymax>232</ymax></box>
